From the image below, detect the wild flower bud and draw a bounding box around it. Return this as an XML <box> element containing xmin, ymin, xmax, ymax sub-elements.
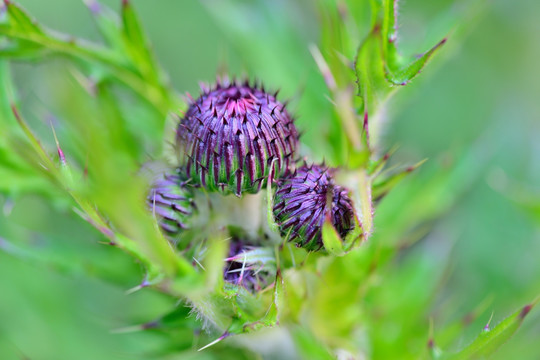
<box><xmin>273</xmin><ymin>164</ymin><xmax>356</xmax><ymax>251</ymax></box>
<box><xmin>223</xmin><ymin>238</ymin><xmax>275</xmax><ymax>292</ymax></box>
<box><xmin>147</xmin><ymin>170</ymin><xmax>195</xmax><ymax>237</ymax></box>
<box><xmin>176</xmin><ymin>78</ymin><xmax>298</xmax><ymax>196</ymax></box>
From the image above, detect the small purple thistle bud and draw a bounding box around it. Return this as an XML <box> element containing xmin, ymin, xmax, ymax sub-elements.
<box><xmin>273</xmin><ymin>164</ymin><xmax>357</xmax><ymax>251</ymax></box>
<box><xmin>147</xmin><ymin>170</ymin><xmax>195</xmax><ymax>238</ymax></box>
<box><xmin>223</xmin><ymin>238</ymin><xmax>275</xmax><ymax>292</ymax></box>
<box><xmin>176</xmin><ymin>78</ymin><xmax>298</xmax><ymax>196</ymax></box>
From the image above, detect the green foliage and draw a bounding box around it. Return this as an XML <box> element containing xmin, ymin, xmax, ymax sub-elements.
<box><xmin>0</xmin><ymin>1</ymin><xmax>538</xmax><ymax>359</ymax></box>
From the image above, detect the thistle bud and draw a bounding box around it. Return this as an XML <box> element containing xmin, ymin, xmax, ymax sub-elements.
<box><xmin>176</xmin><ymin>79</ymin><xmax>298</xmax><ymax>196</ymax></box>
<box><xmin>273</xmin><ymin>164</ymin><xmax>356</xmax><ymax>251</ymax></box>
<box><xmin>147</xmin><ymin>170</ymin><xmax>195</xmax><ymax>237</ymax></box>
<box><xmin>223</xmin><ymin>238</ymin><xmax>276</xmax><ymax>292</ymax></box>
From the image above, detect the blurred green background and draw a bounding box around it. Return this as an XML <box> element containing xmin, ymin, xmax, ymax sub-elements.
<box><xmin>1</xmin><ymin>0</ymin><xmax>539</xmax><ymax>359</ymax></box>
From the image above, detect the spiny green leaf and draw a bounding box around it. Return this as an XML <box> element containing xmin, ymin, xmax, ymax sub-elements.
<box><xmin>354</xmin><ymin>26</ymin><xmax>393</xmax><ymax>114</ymax></box>
<box><xmin>384</xmin><ymin>38</ymin><xmax>447</xmax><ymax>86</ymax></box>
<box><xmin>355</xmin><ymin>0</ymin><xmax>446</xmax><ymax>115</ymax></box>
<box><xmin>3</xmin><ymin>0</ymin><xmax>42</xmax><ymax>34</ymax></box>
<box><xmin>1</xmin><ymin>3</ymin><xmax>175</xmax><ymax>117</ymax></box>
<box><xmin>444</xmin><ymin>298</ymin><xmax>538</xmax><ymax>360</ymax></box>
<box><xmin>435</xmin><ymin>296</ymin><xmax>495</xmax><ymax>350</ymax></box>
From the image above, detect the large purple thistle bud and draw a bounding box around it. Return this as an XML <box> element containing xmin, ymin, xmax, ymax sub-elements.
<box><xmin>147</xmin><ymin>170</ymin><xmax>195</xmax><ymax>237</ymax></box>
<box><xmin>273</xmin><ymin>164</ymin><xmax>356</xmax><ymax>251</ymax></box>
<box><xmin>176</xmin><ymin>79</ymin><xmax>298</xmax><ymax>196</ymax></box>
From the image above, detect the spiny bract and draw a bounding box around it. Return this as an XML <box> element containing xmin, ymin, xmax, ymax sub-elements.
<box><xmin>273</xmin><ymin>164</ymin><xmax>357</xmax><ymax>251</ymax></box>
<box><xmin>176</xmin><ymin>78</ymin><xmax>298</xmax><ymax>196</ymax></box>
<box><xmin>147</xmin><ymin>170</ymin><xmax>195</xmax><ymax>238</ymax></box>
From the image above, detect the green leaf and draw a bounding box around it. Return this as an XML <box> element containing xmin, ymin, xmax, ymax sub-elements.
<box><xmin>3</xmin><ymin>0</ymin><xmax>43</xmax><ymax>34</ymax></box>
<box><xmin>354</xmin><ymin>26</ymin><xmax>392</xmax><ymax>115</ymax></box>
<box><xmin>372</xmin><ymin>159</ymin><xmax>427</xmax><ymax>201</ymax></box>
<box><xmin>355</xmin><ymin>0</ymin><xmax>446</xmax><ymax>115</ymax></box>
<box><xmin>444</xmin><ymin>298</ymin><xmax>539</xmax><ymax>360</ymax></box>
<box><xmin>321</xmin><ymin>216</ymin><xmax>345</xmax><ymax>256</ymax></box>
<box><xmin>0</xmin><ymin>2</ymin><xmax>176</xmax><ymax>117</ymax></box>
<box><xmin>384</xmin><ymin>38</ymin><xmax>447</xmax><ymax>86</ymax></box>
<box><xmin>84</xmin><ymin>0</ymin><xmax>126</xmax><ymax>52</ymax></box>
<box><xmin>291</xmin><ymin>326</ymin><xmax>335</xmax><ymax>360</ymax></box>
<box><xmin>121</xmin><ymin>0</ymin><xmax>161</xmax><ymax>88</ymax></box>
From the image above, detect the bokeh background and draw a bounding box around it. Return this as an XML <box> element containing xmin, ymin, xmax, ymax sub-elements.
<box><xmin>1</xmin><ymin>0</ymin><xmax>539</xmax><ymax>359</ymax></box>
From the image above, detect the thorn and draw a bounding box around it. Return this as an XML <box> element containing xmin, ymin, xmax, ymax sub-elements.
<box><xmin>483</xmin><ymin>312</ymin><xmax>494</xmax><ymax>331</ymax></box>
<box><xmin>10</xmin><ymin>103</ymin><xmax>21</xmax><ymax>121</ymax></box>
<box><xmin>363</xmin><ymin>111</ymin><xmax>371</xmax><ymax>149</ymax></box>
<box><xmin>193</xmin><ymin>257</ymin><xmax>206</xmax><ymax>271</ymax></box>
<box><xmin>84</xmin><ymin>0</ymin><xmax>101</xmax><ymax>14</ymax></box>
<box><xmin>83</xmin><ymin>153</ymin><xmax>89</xmax><ymax>178</ymax></box>
<box><xmin>199</xmin><ymin>82</ymin><xmax>209</xmax><ymax>93</ymax></box>
<box><xmin>122</xmin><ymin>0</ymin><xmax>129</xmax><ymax>7</ymax></box>
<box><xmin>520</xmin><ymin>304</ymin><xmax>533</xmax><ymax>319</ymax></box>
<box><xmin>49</xmin><ymin>120</ymin><xmax>66</xmax><ymax>165</ymax></box>
<box><xmin>198</xmin><ymin>331</ymin><xmax>231</xmax><ymax>351</ymax></box>
<box><xmin>125</xmin><ymin>278</ymin><xmax>149</xmax><ymax>295</ymax></box>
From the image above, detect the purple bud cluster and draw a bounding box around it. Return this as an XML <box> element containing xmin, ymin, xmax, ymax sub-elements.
<box><xmin>148</xmin><ymin>77</ymin><xmax>358</xmax><ymax>253</ymax></box>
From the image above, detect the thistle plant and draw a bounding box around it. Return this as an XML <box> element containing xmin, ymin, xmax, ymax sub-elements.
<box><xmin>0</xmin><ymin>1</ymin><xmax>537</xmax><ymax>360</ymax></box>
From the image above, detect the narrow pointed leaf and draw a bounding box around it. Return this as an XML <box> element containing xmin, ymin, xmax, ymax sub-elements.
<box><xmin>4</xmin><ymin>1</ymin><xmax>43</xmax><ymax>34</ymax></box>
<box><xmin>384</xmin><ymin>38</ymin><xmax>447</xmax><ymax>86</ymax></box>
<box><xmin>444</xmin><ymin>298</ymin><xmax>538</xmax><ymax>360</ymax></box>
<box><xmin>85</xmin><ymin>0</ymin><xmax>126</xmax><ymax>52</ymax></box>
<box><xmin>372</xmin><ymin>159</ymin><xmax>427</xmax><ymax>201</ymax></box>
<box><xmin>121</xmin><ymin>0</ymin><xmax>160</xmax><ymax>84</ymax></box>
